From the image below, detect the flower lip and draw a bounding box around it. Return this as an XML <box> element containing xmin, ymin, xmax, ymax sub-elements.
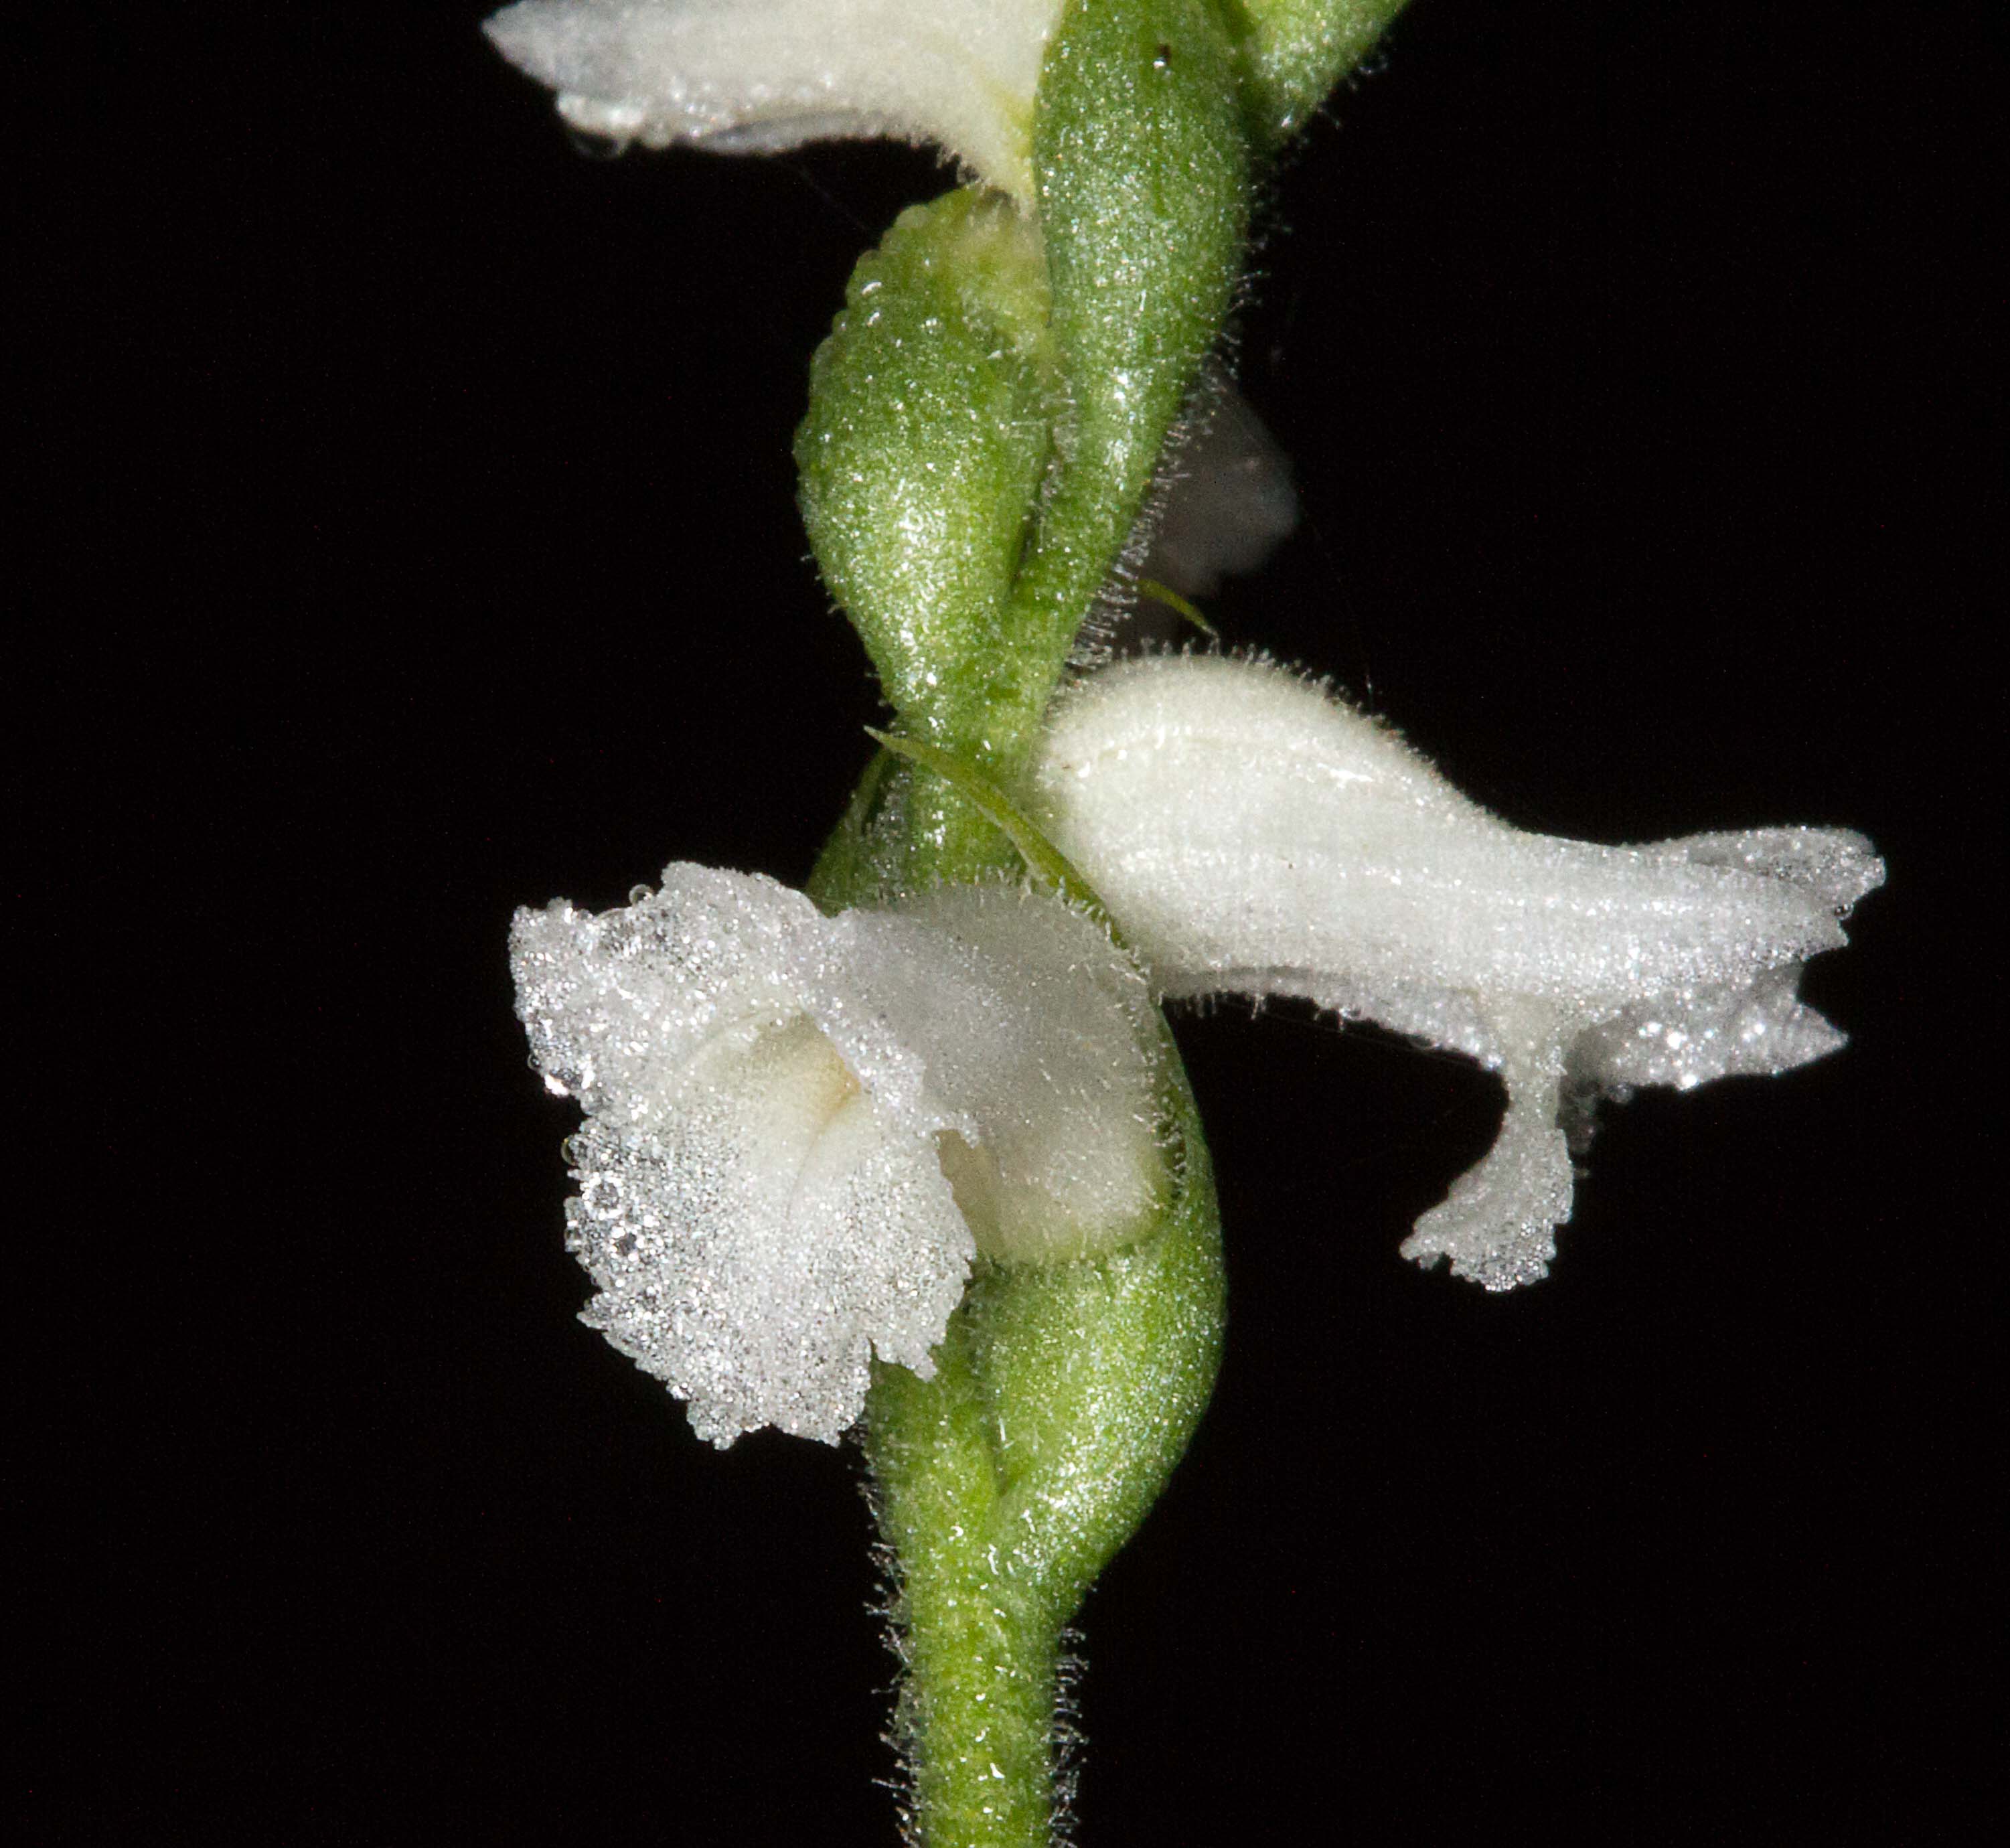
<box><xmin>1025</xmin><ymin>651</ymin><xmax>1883</xmax><ymax>1289</ymax></box>
<box><xmin>484</xmin><ymin>0</ymin><xmax>1067</xmax><ymax>202</ymax></box>
<box><xmin>510</xmin><ymin>863</ymin><xmax>1165</xmax><ymax>1445</ymax></box>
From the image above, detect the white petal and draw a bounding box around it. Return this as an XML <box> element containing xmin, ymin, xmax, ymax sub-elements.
<box><xmin>512</xmin><ymin>865</ymin><xmax>976</xmax><ymax>1444</ymax></box>
<box><xmin>485</xmin><ymin>0</ymin><xmax>1065</xmax><ymax>201</ymax></box>
<box><xmin>854</xmin><ymin>883</ymin><xmax>1168</xmax><ymax>1263</ymax></box>
<box><xmin>1399</xmin><ymin>1010</ymin><xmax>1575</xmax><ymax>1292</ymax></box>
<box><xmin>509</xmin><ymin>862</ymin><xmax>834</xmax><ymax>1114</ymax></box>
<box><xmin>1566</xmin><ymin>963</ymin><xmax>1848</xmax><ymax>1093</ymax></box>
<box><xmin>560</xmin><ymin>1016</ymin><xmax>973</xmax><ymax>1446</ymax></box>
<box><xmin>1026</xmin><ymin>653</ymin><xmax>1883</xmax><ymax>1285</ymax></box>
<box><xmin>1138</xmin><ymin>378</ymin><xmax>1300</xmax><ymax>601</ymax></box>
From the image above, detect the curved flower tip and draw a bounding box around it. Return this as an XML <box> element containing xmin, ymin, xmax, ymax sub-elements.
<box><xmin>510</xmin><ymin>865</ymin><xmax>1163</xmax><ymax>1444</ymax></box>
<box><xmin>1026</xmin><ymin>652</ymin><xmax>1884</xmax><ymax>1290</ymax></box>
<box><xmin>485</xmin><ymin>0</ymin><xmax>1065</xmax><ymax>203</ymax></box>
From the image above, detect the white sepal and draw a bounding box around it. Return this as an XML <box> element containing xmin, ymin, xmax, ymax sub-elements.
<box><xmin>1026</xmin><ymin>653</ymin><xmax>1882</xmax><ymax>1289</ymax></box>
<box><xmin>485</xmin><ymin>0</ymin><xmax>1066</xmax><ymax>203</ymax></box>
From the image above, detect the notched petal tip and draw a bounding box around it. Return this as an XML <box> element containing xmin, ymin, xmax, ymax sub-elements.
<box><xmin>1567</xmin><ymin>964</ymin><xmax>1850</xmax><ymax>1094</ymax></box>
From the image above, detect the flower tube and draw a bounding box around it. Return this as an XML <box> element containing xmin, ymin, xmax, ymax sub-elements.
<box><xmin>1024</xmin><ymin>651</ymin><xmax>1883</xmax><ymax>1290</ymax></box>
<box><xmin>484</xmin><ymin>0</ymin><xmax>1067</xmax><ymax>202</ymax></box>
<box><xmin>510</xmin><ymin>864</ymin><xmax>1164</xmax><ymax>1445</ymax></box>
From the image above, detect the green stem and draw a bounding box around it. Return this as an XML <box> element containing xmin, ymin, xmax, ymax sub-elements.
<box><xmin>868</xmin><ymin>1321</ymin><xmax>1067</xmax><ymax>1848</ymax></box>
<box><xmin>865</xmin><ymin>1043</ymin><xmax>1225</xmax><ymax>1846</ymax></box>
<box><xmin>794</xmin><ymin>3</ymin><xmax>1436</xmax><ymax>1835</ymax></box>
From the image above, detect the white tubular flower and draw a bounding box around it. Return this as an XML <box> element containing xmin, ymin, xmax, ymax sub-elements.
<box><xmin>484</xmin><ymin>0</ymin><xmax>1067</xmax><ymax>204</ymax></box>
<box><xmin>510</xmin><ymin>864</ymin><xmax>1163</xmax><ymax>1446</ymax></box>
<box><xmin>1025</xmin><ymin>653</ymin><xmax>1883</xmax><ymax>1291</ymax></box>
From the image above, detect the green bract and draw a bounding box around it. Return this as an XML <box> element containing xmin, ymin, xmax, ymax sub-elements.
<box><xmin>1015</xmin><ymin>0</ymin><xmax>1249</xmax><ymax>723</ymax></box>
<box><xmin>1227</xmin><ymin>0</ymin><xmax>1411</xmax><ymax>143</ymax></box>
<box><xmin>803</xmin><ymin>0</ymin><xmax>1255</xmax><ymax>903</ymax></box>
<box><xmin>793</xmin><ymin>16</ymin><xmax>1261</xmax><ymax>1823</ymax></box>
<box><xmin>797</xmin><ymin>191</ymin><xmax>1057</xmax><ymax>761</ymax></box>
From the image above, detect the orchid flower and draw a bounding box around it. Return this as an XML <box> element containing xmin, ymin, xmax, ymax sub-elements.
<box><xmin>485</xmin><ymin>0</ymin><xmax>1067</xmax><ymax>203</ymax></box>
<box><xmin>1024</xmin><ymin>651</ymin><xmax>1883</xmax><ymax>1289</ymax></box>
<box><xmin>510</xmin><ymin>862</ymin><xmax>1164</xmax><ymax>1444</ymax></box>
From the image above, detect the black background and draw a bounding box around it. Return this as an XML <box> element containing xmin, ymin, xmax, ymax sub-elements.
<box><xmin>49</xmin><ymin>1</ymin><xmax>1993</xmax><ymax>1841</ymax></box>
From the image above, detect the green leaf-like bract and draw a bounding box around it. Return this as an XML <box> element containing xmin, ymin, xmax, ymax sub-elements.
<box><xmin>1010</xmin><ymin>0</ymin><xmax>1249</xmax><ymax>733</ymax></box>
<box><xmin>865</xmin><ymin>726</ymin><xmax>1124</xmax><ymax>942</ymax></box>
<box><xmin>797</xmin><ymin>189</ymin><xmax>1058</xmax><ymax>761</ymax></box>
<box><xmin>1225</xmin><ymin>0</ymin><xmax>1411</xmax><ymax>144</ymax></box>
<box><xmin>804</xmin><ymin>0</ymin><xmax>1253</xmax><ymax>903</ymax></box>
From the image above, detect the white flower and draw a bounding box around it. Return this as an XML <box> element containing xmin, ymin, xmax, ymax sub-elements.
<box><xmin>484</xmin><ymin>0</ymin><xmax>1067</xmax><ymax>203</ymax></box>
<box><xmin>510</xmin><ymin>864</ymin><xmax>1163</xmax><ymax>1445</ymax></box>
<box><xmin>1025</xmin><ymin>653</ymin><xmax>1883</xmax><ymax>1290</ymax></box>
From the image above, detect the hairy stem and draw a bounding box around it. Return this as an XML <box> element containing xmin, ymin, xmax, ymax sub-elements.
<box><xmin>864</xmin><ymin>1043</ymin><xmax>1224</xmax><ymax>1845</ymax></box>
